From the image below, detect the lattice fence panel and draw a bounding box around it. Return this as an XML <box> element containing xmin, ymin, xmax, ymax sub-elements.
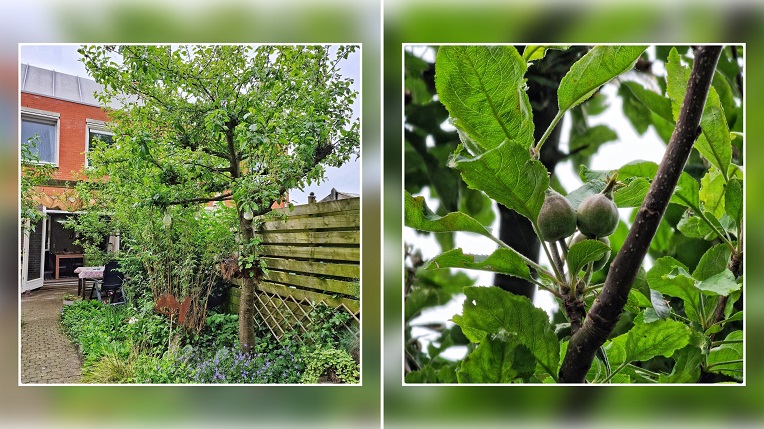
<box><xmin>227</xmin><ymin>197</ymin><xmax>360</xmax><ymax>347</ymax></box>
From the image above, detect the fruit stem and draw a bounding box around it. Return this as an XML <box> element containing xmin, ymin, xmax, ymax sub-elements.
<box><xmin>548</xmin><ymin>241</ymin><xmax>566</xmax><ymax>286</ymax></box>
<box><xmin>542</xmin><ymin>240</ymin><xmax>564</xmax><ymax>285</ymax></box>
<box><xmin>601</xmin><ymin>172</ymin><xmax>619</xmax><ymax>199</ymax></box>
<box><xmin>534</xmin><ymin>109</ymin><xmax>566</xmax><ymax>157</ymax></box>
<box><xmin>558</xmin><ymin>238</ymin><xmax>569</xmax><ymax>262</ymax></box>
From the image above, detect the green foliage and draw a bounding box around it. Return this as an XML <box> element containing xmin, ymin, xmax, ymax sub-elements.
<box><xmin>130</xmin><ymin>347</ymin><xmax>196</xmax><ymax>384</ymax></box>
<box><xmin>20</xmin><ymin>136</ymin><xmax>55</xmax><ymax>231</ymax></box>
<box><xmin>405</xmin><ymin>44</ymin><xmax>744</xmax><ymax>384</ymax></box>
<box><xmin>457</xmin><ymin>334</ymin><xmax>535</xmax><ymax>383</ymax></box>
<box><xmin>60</xmin><ymin>300</ymin><xmax>136</xmax><ymax>367</ymax></box>
<box><xmin>436</xmin><ymin>45</ymin><xmax>534</xmax><ymax>152</ymax></box>
<box><xmin>453</xmin><ymin>140</ymin><xmax>549</xmax><ymax>224</ymax></box>
<box><xmin>426</xmin><ymin>248</ymin><xmax>531</xmax><ymax>282</ymax></box>
<box><xmin>567</xmin><ymin>238</ymin><xmax>609</xmax><ymax>276</ymax></box>
<box><xmin>557</xmin><ymin>45</ymin><xmax>647</xmax><ymax>112</ymax></box>
<box><xmin>193</xmin><ymin>312</ymin><xmax>239</xmax><ymax>355</ymax></box>
<box><xmin>300</xmin><ymin>347</ymin><xmax>359</xmax><ymax>384</ymax></box>
<box><xmin>453</xmin><ymin>286</ymin><xmax>560</xmax><ymax>380</ymax></box>
<box><xmin>61</xmin><ymin>298</ymin><xmax>337</xmax><ymax>384</ymax></box>
<box><xmin>81</xmin><ymin>348</ymin><xmax>135</xmax><ymax>384</ymax></box>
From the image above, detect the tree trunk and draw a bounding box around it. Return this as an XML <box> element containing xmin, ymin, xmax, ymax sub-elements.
<box><xmin>237</xmin><ymin>215</ymin><xmax>256</xmax><ymax>352</ymax></box>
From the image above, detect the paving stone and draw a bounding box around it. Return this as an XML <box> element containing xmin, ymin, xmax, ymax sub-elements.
<box><xmin>20</xmin><ymin>284</ymin><xmax>82</xmax><ymax>384</ymax></box>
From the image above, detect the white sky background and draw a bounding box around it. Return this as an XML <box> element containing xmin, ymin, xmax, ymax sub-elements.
<box><xmin>19</xmin><ymin>44</ymin><xmax>361</xmax><ymax>205</ymax></box>
<box><xmin>405</xmin><ymin>46</ymin><xmax>668</xmax><ymax>360</ymax></box>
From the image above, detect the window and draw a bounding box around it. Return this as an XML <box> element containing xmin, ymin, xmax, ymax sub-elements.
<box><xmin>21</xmin><ymin>108</ymin><xmax>59</xmax><ymax>165</ymax></box>
<box><xmin>86</xmin><ymin>119</ymin><xmax>114</xmax><ymax>167</ymax></box>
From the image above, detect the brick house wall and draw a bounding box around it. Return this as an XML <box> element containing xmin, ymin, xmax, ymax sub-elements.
<box><xmin>21</xmin><ymin>92</ymin><xmax>109</xmax><ymax>183</ymax></box>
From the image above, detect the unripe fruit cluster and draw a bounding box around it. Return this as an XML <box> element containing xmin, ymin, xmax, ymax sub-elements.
<box><xmin>536</xmin><ymin>188</ymin><xmax>619</xmax><ymax>269</ymax></box>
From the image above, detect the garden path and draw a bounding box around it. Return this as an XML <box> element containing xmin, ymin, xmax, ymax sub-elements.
<box><xmin>20</xmin><ymin>282</ymin><xmax>82</xmax><ymax>384</ymax></box>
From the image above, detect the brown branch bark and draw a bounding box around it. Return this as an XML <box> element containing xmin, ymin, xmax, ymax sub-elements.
<box><xmin>558</xmin><ymin>46</ymin><xmax>723</xmax><ymax>383</ymax></box>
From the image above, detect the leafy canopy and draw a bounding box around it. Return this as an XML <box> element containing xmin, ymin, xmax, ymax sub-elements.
<box><xmin>80</xmin><ymin>45</ymin><xmax>359</xmax><ymax>216</ymax></box>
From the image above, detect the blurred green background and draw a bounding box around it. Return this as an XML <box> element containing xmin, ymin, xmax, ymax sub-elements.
<box><xmin>2</xmin><ymin>1</ymin><xmax>380</xmax><ymax>428</ymax></box>
<box><xmin>385</xmin><ymin>1</ymin><xmax>761</xmax><ymax>428</ymax></box>
<box><xmin>4</xmin><ymin>0</ymin><xmax>763</xmax><ymax>427</ymax></box>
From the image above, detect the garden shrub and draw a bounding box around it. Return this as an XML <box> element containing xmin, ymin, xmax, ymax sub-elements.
<box><xmin>130</xmin><ymin>346</ymin><xmax>197</xmax><ymax>384</ymax></box>
<box><xmin>300</xmin><ymin>347</ymin><xmax>360</xmax><ymax>384</ymax></box>
<box><xmin>62</xmin><ymin>288</ymin><xmax>360</xmax><ymax>385</ymax></box>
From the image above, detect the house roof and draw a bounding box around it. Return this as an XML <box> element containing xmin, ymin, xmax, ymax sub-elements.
<box><xmin>319</xmin><ymin>188</ymin><xmax>359</xmax><ymax>202</ymax></box>
<box><xmin>20</xmin><ymin>64</ymin><xmax>121</xmax><ymax>109</ymax></box>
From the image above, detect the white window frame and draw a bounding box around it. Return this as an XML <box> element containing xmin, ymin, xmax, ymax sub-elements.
<box><xmin>21</xmin><ymin>107</ymin><xmax>60</xmax><ymax>166</ymax></box>
<box><xmin>85</xmin><ymin>119</ymin><xmax>114</xmax><ymax>168</ymax></box>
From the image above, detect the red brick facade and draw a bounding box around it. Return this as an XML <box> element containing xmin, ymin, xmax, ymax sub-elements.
<box><xmin>21</xmin><ymin>92</ymin><xmax>110</xmax><ymax>182</ymax></box>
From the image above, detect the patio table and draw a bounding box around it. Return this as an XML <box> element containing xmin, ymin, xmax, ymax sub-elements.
<box><xmin>74</xmin><ymin>266</ymin><xmax>105</xmax><ymax>299</ymax></box>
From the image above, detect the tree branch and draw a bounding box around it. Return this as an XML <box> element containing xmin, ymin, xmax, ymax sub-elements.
<box><xmin>558</xmin><ymin>46</ymin><xmax>723</xmax><ymax>383</ymax></box>
<box><xmin>167</xmin><ymin>192</ymin><xmax>233</xmax><ymax>206</ymax></box>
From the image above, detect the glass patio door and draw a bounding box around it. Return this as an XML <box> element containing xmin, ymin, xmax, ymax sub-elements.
<box><xmin>21</xmin><ymin>216</ymin><xmax>46</xmax><ymax>293</ymax></box>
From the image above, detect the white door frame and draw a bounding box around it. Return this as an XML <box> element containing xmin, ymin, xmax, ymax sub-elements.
<box><xmin>21</xmin><ymin>208</ymin><xmax>47</xmax><ymax>293</ymax></box>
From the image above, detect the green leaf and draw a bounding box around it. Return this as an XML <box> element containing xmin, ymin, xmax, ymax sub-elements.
<box><xmin>618</xmin><ymin>160</ymin><xmax>699</xmax><ymax>209</ymax></box>
<box><xmin>695</xmin><ymin>88</ymin><xmax>732</xmax><ymax>181</ymax></box>
<box><xmin>404</xmin><ymin>191</ymin><xmax>494</xmax><ymax>239</ymax></box>
<box><xmin>426</xmin><ymin>248</ymin><xmax>532</xmax><ymax>281</ymax></box>
<box><xmin>614</xmin><ymin>177</ymin><xmax>652</xmax><ymax>208</ymax></box>
<box><xmin>565</xmin><ymin>172</ymin><xmax>647</xmax><ymax>210</ymax></box>
<box><xmin>457</xmin><ymin>335</ymin><xmax>536</xmax><ymax>383</ymax></box>
<box><xmin>676</xmin><ymin>211</ymin><xmax>714</xmax><ymax>239</ymax></box>
<box><xmin>453</xmin><ymin>140</ymin><xmax>549</xmax><ymax>223</ymax></box>
<box><xmin>624</xmin><ymin>318</ymin><xmax>692</xmax><ymax>363</ymax></box>
<box><xmin>436</xmin><ymin>363</ymin><xmax>459</xmax><ymax>384</ymax></box>
<box><xmin>567</xmin><ymin>239</ymin><xmax>609</xmax><ymax>275</ymax></box>
<box><xmin>620</xmin><ymin>81</ymin><xmax>675</xmax><ymax>124</ymax></box>
<box><xmin>436</xmin><ymin>46</ymin><xmax>534</xmax><ymax>151</ymax></box>
<box><xmin>657</xmin><ymin>345</ymin><xmax>703</xmax><ymax>383</ymax></box>
<box><xmin>619</xmin><ymin>83</ymin><xmax>652</xmax><ymax>135</ymax></box>
<box><xmin>405</xmin><ymin>366</ymin><xmax>438</xmax><ymax>383</ymax></box>
<box><xmin>569</xmin><ymin>125</ymin><xmax>618</xmax><ymax>157</ymax></box>
<box><xmin>522</xmin><ymin>45</ymin><xmax>570</xmax><ymax>62</ymax></box>
<box><xmin>564</xmin><ymin>180</ymin><xmax>605</xmax><ymax>210</ymax></box>
<box><xmin>666</xmin><ymin>47</ymin><xmax>692</xmax><ymax>122</ymax></box>
<box><xmin>558</xmin><ymin>45</ymin><xmax>647</xmax><ymax>112</ymax></box>
<box><xmin>707</xmin><ymin>330</ymin><xmax>743</xmax><ymax>378</ymax></box>
<box><xmin>405</xmin><ymin>269</ymin><xmax>474</xmax><ymax>320</ymax></box>
<box><xmin>649</xmin><ymin>289</ymin><xmax>671</xmax><ymax>321</ymax></box>
<box><xmin>580</xmin><ymin>164</ymin><xmax>612</xmax><ymax>182</ymax></box>
<box><xmin>459</xmin><ymin>188</ymin><xmax>495</xmax><ymax>227</ymax></box>
<box><xmin>724</xmin><ymin>311</ymin><xmax>744</xmax><ymax>324</ymax></box>
<box><xmin>697</xmin><ymin>270</ymin><xmax>740</xmax><ymax>296</ymax></box>
<box><xmin>699</xmin><ymin>167</ymin><xmax>727</xmax><ymax>220</ymax></box>
<box><xmin>453</xmin><ymin>286</ymin><xmax>559</xmax><ymax>379</ymax></box>
<box><xmin>725</xmin><ymin>178</ymin><xmax>742</xmax><ymax>228</ymax></box>
<box><xmin>693</xmin><ymin>243</ymin><xmax>732</xmax><ymax>281</ymax></box>
<box><xmin>647</xmin><ymin>257</ymin><xmax>701</xmax><ymax>323</ymax></box>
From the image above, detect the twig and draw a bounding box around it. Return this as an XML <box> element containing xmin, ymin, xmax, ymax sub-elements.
<box><xmin>558</xmin><ymin>46</ymin><xmax>723</xmax><ymax>383</ymax></box>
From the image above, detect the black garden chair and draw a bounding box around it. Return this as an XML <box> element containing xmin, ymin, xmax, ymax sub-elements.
<box><xmin>89</xmin><ymin>261</ymin><xmax>126</xmax><ymax>305</ymax></box>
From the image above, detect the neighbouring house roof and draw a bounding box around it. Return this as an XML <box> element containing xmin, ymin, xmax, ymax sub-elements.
<box><xmin>20</xmin><ymin>63</ymin><xmax>122</xmax><ymax>109</ymax></box>
<box><xmin>319</xmin><ymin>188</ymin><xmax>359</xmax><ymax>202</ymax></box>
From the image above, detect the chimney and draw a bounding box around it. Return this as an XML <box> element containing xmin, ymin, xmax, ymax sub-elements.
<box><xmin>308</xmin><ymin>192</ymin><xmax>316</xmax><ymax>204</ymax></box>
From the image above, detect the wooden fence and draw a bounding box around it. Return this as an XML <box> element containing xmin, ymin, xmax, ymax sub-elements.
<box><xmin>227</xmin><ymin>197</ymin><xmax>360</xmax><ymax>339</ymax></box>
